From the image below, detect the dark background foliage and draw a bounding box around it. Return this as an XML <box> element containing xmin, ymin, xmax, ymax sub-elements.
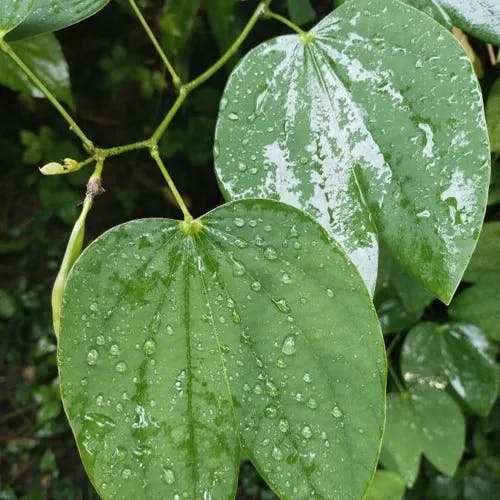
<box><xmin>0</xmin><ymin>0</ymin><xmax>498</xmax><ymax>498</ymax></box>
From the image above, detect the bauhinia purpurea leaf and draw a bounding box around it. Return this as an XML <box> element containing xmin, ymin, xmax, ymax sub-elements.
<box><xmin>401</xmin><ymin>322</ymin><xmax>498</xmax><ymax>416</ymax></box>
<box><xmin>214</xmin><ymin>0</ymin><xmax>490</xmax><ymax>301</ymax></box>
<box><xmin>58</xmin><ymin>200</ymin><xmax>386</xmax><ymax>499</ymax></box>
<box><xmin>5</xmin><ymin>0</ymin><xmax>110</xmax><ymax>40</ymax></box>
<box><xmin>0</xmin><ymin>0</ymin><xmax>34</xmax><ymax>36</ymax></box>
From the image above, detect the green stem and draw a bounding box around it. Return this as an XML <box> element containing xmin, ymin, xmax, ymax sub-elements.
<box><xmin>0</xmin><ymin>39</ymin><xmax>94</xmax><ymax>153</ymax></box>
<box><xmin>151</xmin><ymin>91</ymin><xmax>187</xmax><ymax>144</ymax></box>
<box><xmin>150</xmin><ymin>148</ymin><xmax>192</xmax><ymax>221</ymax></box>
<box><xmin>386</xmin><ymin>332</ymin><xmax>402</xmax><ymax>358</ymax></box>
<box><xmin>128</xmin><ymin>0</ymin><xmax>182</xmax><ymax>90</ymax></box>
<box><xmin>388</xmin><ymin>362</ymin><xmax>406</xmax><ymax>393</ymax></box>
<box><xmin>263</xmin><ymin>8</ymin><xmax>308</xmax><ymax>37</ymax></box>
<box><xmin>99</xmin><ymin>139</ymin><xmax>153</xmax><ymax>158</ymax></box>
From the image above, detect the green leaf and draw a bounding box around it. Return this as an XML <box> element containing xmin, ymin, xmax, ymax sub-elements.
<box><xmin>59</xmin><ymin>199</ymin><xmax>385</xmax><ymax>499</ymax></box>
<box><xmin>0</xmin><ymin>0</ymin><xmax>34</xmax><ymax>36</ymax></box>
<box><xmin>214</xmin><ymin>0</ymin><xmax>490</xmax><ymax>302</ymax></box>
<box><xmin>0</xmin><ymin>33</ymin><xmax>74</xmax><ymax>108</ymax></box>
<box><xmin>364</xmin><ymin>470</ymin><xmax>406</xmax><ymax>500</ymax></box>
<box><xmin>6</xmin><ymin>0</ymin><xmax>110</xmax><ymax>40</ymax></box>
<box><xmin>404</xmin><ymin>0</ymin><xmax>452</xmax><ymax>29</ymax></box>
<box><xmin>381</xmin><ymin>386</ymin><xmax>465</xmax><ymax>486</ymax></box>
<box><xmin>287</xmin><ymin>0</ymin><xmax>316</xmax><ymax>26</ymax></box>
<box><xmin>160</xmin><ymin>0</ymin><xmax>200</xmax><ymax>58</ymax></box>
<box><xmin>435</xmin><ymin>0</ymin><xmax>500</xmax><ymax>46</ymax></box>
<box><xmin>203</xmin><ymin>0</ymin><xmax>240</xmax><ymax>56</ymax></box>
<box><xmin>463</xmin><ymin>222</ymin><xmax>500</xmax><ymax>283</ymax></box>
<box><xmin>449</xmin><ymin>282</ymin><xmax>500</xmax><ymax>341</ymax></box>
<box><xmin>486</xmin><ymin>79</ymin><xmax>500</xmax><ymax>154</ymax></box>
<box><xmin>401</xmin><ymin>322</ymin><xmax>498</xmax><ymax>416</ymax></box>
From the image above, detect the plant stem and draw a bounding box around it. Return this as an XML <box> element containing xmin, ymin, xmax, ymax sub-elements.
<box><xmin>151</xmin><ymin>91</ymin><xmax>187</xmax><ymax>144</ymax></box>
<box><xmin>0</xmin><ymin>39</ymin><xmax>94</xmax><ymax>153</ymax></box>
<box><xmin>150</xmin><ymin>148</ymin><xmax>192</xmax><ymax>221</ymax></box>
<box><xmin>388</xmin><ymin>362</ymin><xmax>406</xmax><ymax>393</ymax></box>
<box><xmin>128</xmin><ymin>0</ymin><xmax>182</xmax><ymax>90</ymax></box>
<box><xmin>263</xmin><ymin>8</ymin><xmax>308</xmax><ymax>37</ymax></box>
<box><xmin>386</xmin><ymin>332</ymin><xmax>402</xmax><ymax>357</ymax></box>
<box><xmin>99</xmin><ymin>139</ymin><xmax>153</xmax><ymax>158</ymax></box>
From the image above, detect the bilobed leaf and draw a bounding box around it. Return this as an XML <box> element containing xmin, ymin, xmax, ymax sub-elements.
<box><xmin>59</xmin><ymin>200</ymin><xmax>385</xmax><ymax>499</ymax></box>
<box><xmin>215</xmin><ymin>0</ymin><xmax>490</xmax><ymax>301</ymax></box>
<box><xmin>381</xmin><ymin>386</ymin><xmax>465</xmax><ymax>486</ymax></box>
<box><xmin>6</xmin><ymin>0</ymin><xmax>110</xmax><ymax>40</ymax></box>
<box><xmin>449</xmin><ymin>282</ymin><xmax>500</xmax><ymax>341</ymax></box>
<box><xmin>401</xmin><ymin>322</ymin><xmax>498</xmax><ymax>416</ymax></box>
<box><xmin>0</xmin><ymin>33</ymin><xmax>74</xmax><ymax>107</ymax></box>
<box><xmin>436</xmin><ymin>0</ymin><xmax>500</xmax><ymax>46</ymax></box>
<box><xmin>486</xmin><ymin>79</ymin><xmax>500</xmax><ymax>154</ymax></box>
<box><xmin>287</xmin><ymin>0</ymin><xmax>316</xmax><ymax>26</ymax></box>
<box><xmin>364</xmin><ymin>470</ymin><xmax>406</xmax><ymax>500</ymax></box>
<box><xmin>0</xmin><ymin>0</ymin><xmax>34</xmax><ymax>36</ymax></box>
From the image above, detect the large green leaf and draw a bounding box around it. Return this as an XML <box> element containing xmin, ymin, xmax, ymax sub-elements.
<box><xmin>0</xmin><ymin>33</ymin><xmax>73</xmax><ymax>107</ymax></box>
<box><xmin>381</xmin><ymin>386</ymin><xmax>465</xmax><ymax>486</ymax></box>
<box><xmin>401</xmin><ymin>322</ymin><xmax>498</xmax><ymax>416</ymax></box>
<box><xmin>486</xmin><ymin>80</ymin><xmax>500</xmax><ymax>154</ymax></box>
<box><xmin>436</xmin><ymin>0</ymin><xmax>500</xmax><ymax>46</ymax></box>
<box><xmin>214</xmin><ymin>0</ymin><xmax>490</xmax><ymax>301</ymax></box>
<box><xmin>0</xmin><ymin>0</ymin><xmax>34</xmax><ymax>36</ymax></box>
<box><xmin>364</xmin><ymin>470</ymin><xmax>406</xmax><ymax>500</ymax></box>
<box><xmin>463</xmin><ymin>222</ymin><xmax>500</xmax><ymax>283</ymax></box>
<box><xmin>449</xmin><ymin>282</ymin><xmax>500</xmax><ymax>341</ymax></box>
<box><xmin>6</xmin><ymin>0</ymin><xmax>110</xmax><ymax>40</ymax></box>
<box><xmin>59</xmin><ymin>200</ymin><xmax>385</xmax><ymax>499</ymax></box>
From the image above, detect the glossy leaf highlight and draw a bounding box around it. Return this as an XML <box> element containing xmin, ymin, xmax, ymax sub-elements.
<box><xmin>215</xmin><ymin>0</ymin><xmax>490</xmax><ymax>301</ymax></box>
<box><xmin>6</xmin><ymin>0</ymin><xmax>110</xmax><ymax>40</ymax></box>
<box><xmin>0</xmin><ymin>0</ymin><xmax>34</xmax><ymax>36</ymax></box>
<box><xmin>401</xmin><ymin>322</ymin><xmax>498</xmax><ymax>416</ymax></box>
<box><xmin>59</xmin><ymin>200</ymin><xmax>385</xmax><ymax>499</ymax></box>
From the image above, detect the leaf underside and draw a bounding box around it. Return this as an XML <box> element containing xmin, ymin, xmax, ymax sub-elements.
<box><xmin>6</xmin><ymin>0</ymin><xmax>110</xmax><ymax>40</ymax></box>
<box><xmin>214</xmin><ymin>0</ymin><xmax>490</xmax><ymax>302</ymax></box>
<box><xmin>59</xmin><ymin>200</ymin><xmax>385</xmax><ymax>500</ymax></box>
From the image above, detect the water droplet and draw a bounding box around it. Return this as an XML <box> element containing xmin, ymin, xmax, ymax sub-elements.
<box><xmin>281</xmin><ymin>273</ymin><xmax>292</xmax><ymax>284</ymax></box>
<box><xmin>272</xmin><ymin>446</ymin><xmax>283</xmax><ymax>461</ymax></box>
<box><xmin>332</xmin><ymin>406</ymin><xmax>343</xmax><ymax>418</ymax></box>
<box><xmin>307</xmin><ymin>398</ymin><xmax>318</xmax><ymax>409</ymax></box>
<box><xmin>87</xmin><ymin>349</ymin><xmax>98</xmax><ymax>365</ymax></box>
<box><xmin>276</xmin><ymin>357</ymin><xmax>287</xmax><ymax>368</ymax></box>
<box><xmin>228</xmin><ymin>112</ymin><xmax>239</xmax><ymax>121</ymax></box>
<box><xmin>253</xmin><ymin>384</ymin><xmax>262</xmax><ymax>395</ymax></box>
<box><xmin>278</xmin><ymin>418</ymin><xmax>289</xmax><ymax>433</ymax></box>
<box><xmin>121</xmin><ymin>468</ymin><xmax>131</xmax><ymax>479</ymax></box>
<box><xmin>115</xmin><ymin>361</ymin><xmax>127</xmax><ymax>373</ymax></box>
<box><xmin>326</xmin><ymin>288</ymin><xmax>334</xmax><ymax>298</ymax></box>
<box><xmin>96</xmin><ymin>335</ymin><xmax>105</xmax><ymax>346</ymax></box>
<box><xmin>232</xmin><ymin>310</ymin><xmax>241</xmax><ymax>324</ymax></box>
<box><xmin>266</xmin><ymin>381</ymin><xmax>279</xmax><ymax>398</ymax></box>
<box><xmin>95</xmin><ymin>394</ymin><xmax>104</xmax><ymax>406</ymax></box>
<box><xmin>234</xmin><ymin>217</ymin><xmax>245</xmax><ymax>227</ymax></box>
<box><xmin>90</xmin><ymin>302</ymin><xmax>98</xmax><ymax>312</ymax></box>
<box><xmin>251</xmin><ymin>281</ymin><xmax>262</xmax><ymax>292</ymax></box>
<box><xmin>162</xmin><ymin>467</ymin><xmax>175</xmax><ymax>484</ymax></box>
<box><xmin>264</xmin><ymin>405</ymin><xmax>277</xmax><ymax>419</ymax></box>
<box><xmin>109</xmin><ymin>344</ymin><xmax>120</xmax><ymax>356</ymax></box>
<box><xmin>143</xmin><ymin>339</ymin><xmax>156</xmax><ymax>355</ymax></box>
<box><xmin>264</xmin><ymin>246</ymin><xmax>278</xmax><ymax>260</ymax></box>
<box><xmin>166</xmin><ymin>325</ymin><xmax>174</xmax><ymax>336</ymax></box>
<box><xmin>301</xmin><ymin>426</ymin><xmax>312</xmax><ymax>439</ymax></box>
<box><xmin>220</xmin><ymin>97</ymin><xmax>228</xmax><ymax>110</ymax></box>
<box><xmin>238</xmin><ymin>163</ymin><xmax>247</xmax><ymax>172</ymax></box>
<box><xmin>303</xmin><ymin>373</ymin><xmax>312</xmax><ymax>383</ymax></box>
<box><xmin>274</xmin><ymin>298</ymin><xmax>291</xmax><ymax>314</ymax></box>
<box><xmin>232</xmin><ymin>257</ymin><xmax>246</xmax><ymax>277</ymax></box>
<box><xmin>282</xmin><ymin>336</ymin><xmax>296</xmax><ymax>355</ymax></box>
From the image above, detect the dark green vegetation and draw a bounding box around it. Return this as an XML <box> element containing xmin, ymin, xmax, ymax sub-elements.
<box><xmin>1</xmin><ymin>0</ymin><xmax>499</xmax><ymax>499</ymax></box>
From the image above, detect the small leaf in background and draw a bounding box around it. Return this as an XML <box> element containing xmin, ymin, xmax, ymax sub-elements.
<box><xmin>59</xmin><ymin>200</ymin><xmax>385</xmax><ymax>499</ymax></box>
<box><xmin>215</xmin><ymin>0</ymin><xmax>490</xmax><ymax>301</ymax></box>
<box><xmin>449</xmin><ymin>282</ymin><xmax>500</xmax><ymax>341</ymax></box>
<box><xmin>0</xmin><ymin>289</ymin><xmax>16</xmax><ymax>318</ymax></box>
<box><xmin>6</xmin><ymin>0</ymin><xmax>110</xmax><ymax>41</ymax></box>
<box><xmin>486</xmin><ymin>79</ymin><xmax>500</xmax><ymax>153</ymax></box>
<box><xmin>287</xmin><ymin>0</ymin><xmax>316</xmax><ymax>26</ymax></box>
<box><xmin>203</xmin><ymin>0</ymin><xmax>240</xmax><ymax>63</ymax></box>
<box><xmin>0</xmin><ymin>33</ymin><xmax>74</xmax><ymax>108</ymax></box>
<box><xmin>401</xmin><ymin>322</ymin><xmax>498</xmax><ymax>416</ymax></box>
<box><xmin>381</xmin><ymin>386</ymin><xmax>465</xmax><ymax>486</ymax></box>
<box><xmin>365</xmin><ymin>470</ymin><xmax>406</xmax><ymax>500</ymax></box>
<box><xmin>463</xmin><ymin>222</ymin><xmax>500</xmax><ymax>283</ymax></box>
<box><xmin>0</xmin><ymin>0</ymin><xmax>34</xmax><ymax>36</ymax></box>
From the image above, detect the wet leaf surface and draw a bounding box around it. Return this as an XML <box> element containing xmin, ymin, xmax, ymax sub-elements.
<box><xmin>59</xmin><ymin>199</ymin><xmax>385</xmax><ymax>499</ymax></box>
